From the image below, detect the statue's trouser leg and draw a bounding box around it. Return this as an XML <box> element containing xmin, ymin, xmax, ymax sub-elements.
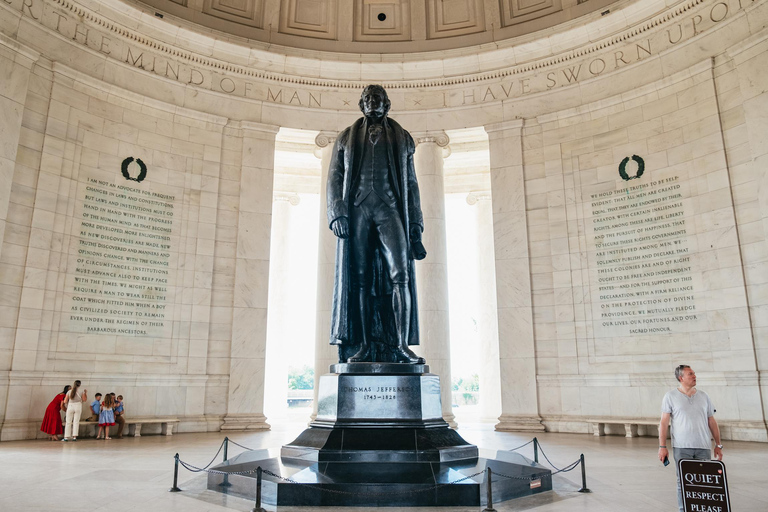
<box><xmin>348</xmin><ymin>202</ymin><xmax>373</xmax><ymax>362</ymax></box>
<box><xmin>374</xmin><ymin>200</ymin><xmax>423</xmax><ymax>362</ymax></box>
<box><xmin>357</xmin><ymin>286</ymin><xmax>370</xmax><ymax>349</ymax></box>
<box><xmin>347</xmin><ymin>285</ymin><xmax>372</xmax><ymax>362</ymax></box>
<box><xmin>392</xmin><ymin>283</ymin><xmax>410</xmax><ymax>351</ymax></box>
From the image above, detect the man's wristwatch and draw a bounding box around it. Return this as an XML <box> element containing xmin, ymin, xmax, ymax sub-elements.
<box><xmin>659</xmin><ymin>445</ymin><xmax>667</xmax><ymax>448</ymax></box>
<box><xmin>716</xmin><ymin>444</ymin><xmax>723</xmax><ymax>449</ymax></box>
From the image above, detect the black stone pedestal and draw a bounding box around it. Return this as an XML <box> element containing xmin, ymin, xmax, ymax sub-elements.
<box><xmin>282</xmin><ymin>426</ymin><xmax>478</xmax><ymax>463</ymax></box>
<box><xmin>207</xmin><ymin>363</ymin><xmax>552</xmax><ymax>506</ymax></box>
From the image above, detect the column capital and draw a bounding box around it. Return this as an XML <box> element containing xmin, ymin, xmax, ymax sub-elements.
<box><xmin>466</xmin><ymin>190</ymin><xmax>492</xmax><ymax>205</ymax></box>
<box><xmin>314</xmin><ymin>131</ymin><xmax>339</xmax><ymax>159</ymax></box>
<box><xmin>274</xmin><ymin>192</ymin><xmax>301</xmax><ymax>206</ymax></box>
<box><xmin>484</xmin><ymin>119</ymin><xmax>524</xmax><ymax>135</ymax></box>
<box><xmin>412</xmin><ymin>131</ymin><xmax>450</xmax><ymax>148</ymax></box>
<box><xmin>314</xmin><ymin>131</ymin><xmax>339</xmax><ymax>149</ymax></box>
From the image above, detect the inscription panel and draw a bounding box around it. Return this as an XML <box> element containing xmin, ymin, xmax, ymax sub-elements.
<box><xmin>585</xmin><ymin>175</ymin><xmax>702</xmax><ymax>337</ymax></box>
<box><xmin>65</xmin><ymin>176</ymin><xmax>179</xmax><ymax>338</ymax></box>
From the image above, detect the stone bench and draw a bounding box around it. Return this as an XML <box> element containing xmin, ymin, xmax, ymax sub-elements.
<box><xmin>126</xmin><ymin>418</ymin><xmax>180</xmax><ymax>437</ymax></box>
<box><xmin>82</xmin><ymin>417</ymin><xmax>179</xmax><ymax>437</ymax></box>
<box><xmin>588</xmin><ymin>418</ymin><xmax>660</xmax><ymax>438</ymax></box>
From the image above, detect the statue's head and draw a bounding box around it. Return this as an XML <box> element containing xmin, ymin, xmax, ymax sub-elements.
<box><xmin>359</xmin><ymin>85</ymin><xmax>391</xmax><ymax>119</ymax></box>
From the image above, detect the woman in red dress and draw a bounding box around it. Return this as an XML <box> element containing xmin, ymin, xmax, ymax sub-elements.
<box><xmin>40</xmin><ymin>385</ymin><xmax>70</xmax><ymax>440</ymax></box>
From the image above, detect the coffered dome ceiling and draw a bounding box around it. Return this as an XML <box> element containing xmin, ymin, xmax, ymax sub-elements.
<box><xmin>136</xmin><ymin>0</ymin><xmax>617</xmax><ymax>53</ymax></box>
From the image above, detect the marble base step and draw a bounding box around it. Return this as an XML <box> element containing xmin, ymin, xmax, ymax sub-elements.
<box><xmin>281</xmin><ymin>426</ymin><xmax>478</xmax><ymax>463</ymax></box>
<box><xmin>207</xmin><ymin>448</ymin><xmax>553</xmax><ymax>507</ymax></box>
<box><xmin>207</xmin><ymin>366</ymin><xmax>551</xmax><ymax>507</ymax></box>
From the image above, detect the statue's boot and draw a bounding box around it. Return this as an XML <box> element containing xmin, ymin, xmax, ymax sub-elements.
<box><xmin>396</xmin><ymin>343</ymin><xmax>425</xmax><ymax>364</ymax></box>
<box><xmin>348</xmin><ymin>288</ymin><xmax>372</xmax><ymax>362</ymax></box>
<box><xmin>348</xmin><ymin>341</ymin><xmax>372</xmax><ymax>362</ymax></box>
<box><xmin>391</xmin><ymin>283</ymin><xmax>425</xmax><ymax>364</ymax></box>
<box><xmin>400</xmin><ymin>344</ymin><xmax>427</xmax><ymax>364</ymax></box>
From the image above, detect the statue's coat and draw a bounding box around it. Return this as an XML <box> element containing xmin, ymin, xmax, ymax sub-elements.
<box><xmin>326</xmin><ymin>116</ymin><xmax>423</xmax><ymax>352</ymax></box>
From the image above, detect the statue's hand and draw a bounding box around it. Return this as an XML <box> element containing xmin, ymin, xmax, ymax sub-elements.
<box><xmin>410</xmin><ymin>224</ymin><xmax>427</xmax><ymax>260</ymax></box>
<box><xmin>331</xmin><ymin>217</ymin><xmax>349</xmax><ymax>239</ymax></box>
<box><xmin>409</xmin><ymin>224</ymin><xmax>422</xmax><ymax>244</ymax></box>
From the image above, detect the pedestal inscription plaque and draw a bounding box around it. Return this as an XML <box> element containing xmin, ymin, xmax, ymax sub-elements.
<box><xmin>314</xmin><ymin>372</ymin><xmax>444</xmax><ymax>427</ymax></box>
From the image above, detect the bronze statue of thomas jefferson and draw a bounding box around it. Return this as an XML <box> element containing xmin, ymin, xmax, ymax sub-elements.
<box><xmin>326</xmin><ymin>85</ymin><xmax>427</xmax><ymax>364</ymax></box>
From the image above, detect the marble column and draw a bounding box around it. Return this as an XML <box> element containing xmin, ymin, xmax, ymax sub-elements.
<box><xmin>263</xmin><ymin>193</ymin><xmax>300</xmax><ymax>422</ymax></box>
<box><xmin>311</xmin><ymin>131</ymin><xmax>339</xmax><ymax>420</ymax></box>
<box><xmin>413</xmin><ymin>131</ymin><xmax>455</xmax><ymax>427</ymax></box>
<box><xmin>222</xmin><ymin>121</ymin><xmax>279</xmax><ymax>431</ymax></box>
<box><xmin>466</xmin><ymin>191</ymin><xmax>503</xmax><ymax>422</ymax></box>
<box><xmin>485</xmin><ymin>120</ymin><xmax>544</xmax><ymax>432</ymax></box>
<box><xmin>0</xmin><ymin>43</ymin><xmax>35</xmax><ymax>265</ymax></box>
<box><xmin>0</xmin><ymin>50</ymin><xmax>41</xmax><ymax>440</ymax></box>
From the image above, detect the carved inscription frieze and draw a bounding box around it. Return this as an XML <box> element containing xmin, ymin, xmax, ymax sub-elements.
<box><xmin>0</xmin><ymin>0</ymin><xmax>759</xmax><ymax>110</ymax></box>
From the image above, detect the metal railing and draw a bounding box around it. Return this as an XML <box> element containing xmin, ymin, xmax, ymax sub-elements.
<box><xmin>168</xmin><ymin>436</ymin><xmax>591</xmax><ymax>510</ymax></box>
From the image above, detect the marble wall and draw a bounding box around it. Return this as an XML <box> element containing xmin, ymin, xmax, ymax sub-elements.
<box><xmin>724</xmin><ymin>31</ymin><xmax>768</xmax><ymax>440</ymax></box>
<box><xmin>0</xmin><ymin>60</ymin><xmax>240</xmax><ymax>439</ymax></box>
<box><xmin>523</xmin><ymin>60</ymin><xmax>763</xmax><ymax>439</ymax></box>
<box><xmin>0</xmin><ymin>0</ymin><xmax>767</xmax><ymax>441</ymax></box>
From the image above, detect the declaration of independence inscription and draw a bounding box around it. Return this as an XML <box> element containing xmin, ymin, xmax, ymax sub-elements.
<box><xmin>586</xmin><ymin>175</ymin><xmax>701</xmax><ymax>337</ymax></box>
<box><xmin>66</xmin><ymin>176</ymin><xmax>178</xmax><ymax>337</ymax></box>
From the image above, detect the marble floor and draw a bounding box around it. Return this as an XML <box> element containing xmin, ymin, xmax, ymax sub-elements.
<box><xmin>1</xmin><ymin>421</ymin><xmax>767</xmax><ymax>512</ymax></box>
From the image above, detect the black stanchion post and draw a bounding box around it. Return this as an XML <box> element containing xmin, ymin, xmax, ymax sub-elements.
<box><xmin>251</xmin><ymin>466</ymin><xmax>267</xmax><ymax>512</ymax></box>
<box><xmin>578</xmin><ymin>453</ymin><xmax>592</xmax><ymax>493</ymax></box>
<box><xmin>482</xmin><ymin>467</ymin><xmax>496</xmax><ymax>512</ymax></box>
<box><xmin>169</xmin><ymin>453</ymin><xmax>182</xmax><ymax>492</ymax></box>
<box><xmin>533</xmin><ymin>437</ymin><xmax>539</xmax><ymax>464</ymax></box>
<box><xmin>220</xmin><ymin>437</ymin><xmax>232</xmax><ymax>488</ymax></box>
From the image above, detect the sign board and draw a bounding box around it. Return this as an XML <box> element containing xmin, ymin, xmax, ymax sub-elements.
<box><xmin>679</xmin><ymin>459</ymin><xmax>731</xmax><ymax>512</ymax></box>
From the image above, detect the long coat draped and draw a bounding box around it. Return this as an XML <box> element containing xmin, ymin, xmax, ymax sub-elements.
<box><xmin>326</xmin><ymin>116</ymin><xmax>423</xmax><ymax>352</ymax></box>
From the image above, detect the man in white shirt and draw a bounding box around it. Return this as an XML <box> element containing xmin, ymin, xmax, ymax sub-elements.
<box><xmin>658</xmin><ymin>365</ymin><xmax>723</xmax><ymax>512</ymax></box>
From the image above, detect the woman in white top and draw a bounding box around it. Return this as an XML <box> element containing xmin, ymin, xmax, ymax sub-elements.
<box><xmin>62</xmin><ymin>380</ymin><xmax>87</xmax><ymax>441</ymax></box>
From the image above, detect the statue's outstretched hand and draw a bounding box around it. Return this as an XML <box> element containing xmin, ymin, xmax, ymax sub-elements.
<box><xmin>331</xmin><ymin>217</ymin><xmax>349</xmax><ymax>238</ymax></box>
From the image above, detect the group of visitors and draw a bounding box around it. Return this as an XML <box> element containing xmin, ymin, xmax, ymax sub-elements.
<box><xmin>39</xmin><ymin>380</ymin><xmax>126</xmax><ymax>441</ymax></box>
<box><xmin>88</xmin><ymin>391</ymin><xmax>126</xmax><ymax>439</ymax></box>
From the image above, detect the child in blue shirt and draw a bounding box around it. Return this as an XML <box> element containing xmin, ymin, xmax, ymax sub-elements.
<box><xmin>88</xmin><ymin>393</ymin><xmax>102</xmax><ymax>422</ymax></box>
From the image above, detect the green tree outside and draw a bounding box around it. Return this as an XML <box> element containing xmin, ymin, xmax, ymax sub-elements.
<box><xmin>287</xmin><ymin>365</ymin><xmax>315</xmax><ymax>390</ymax></box>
